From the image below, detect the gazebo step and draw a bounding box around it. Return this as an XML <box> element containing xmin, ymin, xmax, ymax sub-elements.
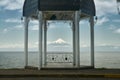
<box><xmin>41</xmin><ymin>66</ymin><xmax>94</xmax><ymax>70</ymax></box>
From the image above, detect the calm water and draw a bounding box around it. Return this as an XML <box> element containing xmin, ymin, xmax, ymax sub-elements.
<box><xmin>0</xmin><ymin>52</ymin><xmax>120</xmax><ymax>69</ymax></box>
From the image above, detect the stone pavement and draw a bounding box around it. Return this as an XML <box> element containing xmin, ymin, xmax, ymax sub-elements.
<box><xmin>0</xmin><ymin>69</ymin><xmax>120</xmax><ymax>78</ymax></box>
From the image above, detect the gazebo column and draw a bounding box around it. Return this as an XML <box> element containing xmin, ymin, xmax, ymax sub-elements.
<box><xmin>24</xmin><ymin>17</ymin><xmax>29</xmax><ymax>68</ymax></box>
<box><xmin>75</xmin><ymin>11</ymin><xmax>80</xmax><ymax>67</ymax></box>
<box><xmin>90</xmin><ymin>16</ymin><xmax>95</xmax><ymax>68</ymax></box>
<box><xmin>72</xmin><ymin>21</ymin><xmax>76</xmax><ymax>66</ymax></box>
<box><xmin>38</xmin><ymin>11</ymin><xmax>43</xmax><ymax>70</ymax></box>
<box><xmin>43</xmin><ymin>20</ymin><xmax>47</xmax><ymax>66</ymax></box>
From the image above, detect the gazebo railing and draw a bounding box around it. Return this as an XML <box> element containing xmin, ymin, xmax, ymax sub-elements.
<box><xmin>46</xmin><ymin>52</ymin><xmax>73</xmax><ymax>63</ymax></box>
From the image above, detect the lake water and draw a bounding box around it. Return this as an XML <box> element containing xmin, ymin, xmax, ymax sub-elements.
<box><xmin>0</xmin><ymin>52</ymin><xmax>120</xmax><ymax>69</ymax></box>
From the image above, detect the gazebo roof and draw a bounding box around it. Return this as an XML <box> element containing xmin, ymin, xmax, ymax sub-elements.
<box><xmin>117</xmin><ymin>0</ymin><xmax>120</xmax><ymax>2</ymax></box>
<box><xmin>23</xmin><ymin>0</ymin><xmax>96</xmax><ymax>19</ymax></box>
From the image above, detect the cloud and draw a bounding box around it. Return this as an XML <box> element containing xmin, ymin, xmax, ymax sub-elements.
<box><xmin>81</xmin><ymin>44</ymin><xmax>89</xmax><ymax>48</ymax></box>
<box><xmin>30</xmin><ymin>26</ymin><xmax>38</xmax><ymax>31</ymax></box>
<box><xmin>29</xmin><ymin>24</ymin><xmax>38</xmax><ymax>31</ymax></box>
<box><xmin>80</xmin><ymin>20</ymin><xmax>89</xmax><ymax>25</ymax></box>
<box><xmin>47</xmin><ymin>21</ymin><xmax>71</xmax><ymax>29</ymax></box>
<box><xmin>94</xmin><ymin>43</ymin><xmax>120</xmax><ymax>51</ymax></box>
<box><xmin>30</xmin><ymin>20</ymin><xmax>39</xmax><ymax>24</ymax></box>
<box><xmin>0</xmin><ymin>0</ymin><xmax>9</xmax><ymax>6</ymax></box>
<box><xmin>0</xmin><ymin>43</ymin><xmax>24</xmax><ymax>48</ymax></box>
<box><xmin>16</xmin><ymin>25</ymin><xmax>23</xmax><ymax>28</ymax></box>
<box><xmin>4</xmin><ymin>18</ymin><xmax>39</xmax><ymax>31</ymax></box>
<box><xmin>5</xmin><ymin>18</ymin><xmax>21</xmax><ymax>23</ymax></box>
<box><xmin>94</xmin><ymin>0</ymin><xmax>117</xmax><ymax>17</ymax></box>
<box><xmin>3</xmin><ymin>28</ymin><xmax>8</xmax><ymax>33</ymax></box>
<box><xmin>0</xmin><ymin>0</ymin><xmax>24</xmax><ymax>11</ymax></box>
<box><xmin>48</xmin><ymin>24</ymin><xmax>56</xmax><ymax>29</ymax></box>
<box><xmin>2</xmin><ymin>23</ymin><xmax>39</xmax><ymax>33</ymax></box>
<box><xmin>2</xmin><ymin>19</ymin><xmax>39</xmax><ymax>33</ymax></box>
<box><xmin>112</xmin><ymin>19</ymin><xmax>120</xmax><ymax>23</ymax></box>
<box><xmin>4</xmin><ymin>18</ymin><xmax>39</xmax><ymax>24</ymax></box>
<box><xmin>96</xmin><ymin>43</ymin><xmax>120</xmax><ymax>48</ymax></box>
<box><xmin>3</xmin><ymin>17</ymin><xmax>81</xmax><ymax>32</ymax></box>
<box><xmin>96</xmin><ymin>17</ymin><xmax>109</xmax><ymax>26</ymax></box>
<box><xmin>2</xmin><ymin>24</ymin><xmax>23</xmax><ymax>33</ymax></box>
<box><xmin>0</xmin><ymin>42</ymin><xmax>38</xmax><ymax>49</ymax></box>
<box><xmin>109</xmin><ymin>25</ymin><xmax>117</xmax><ymax>30</ymax></box>
<box><xmin>80</xmin><ymin>42</ymin><xmax>120</xmax><ymax>51</ymax></box>
<box><xmin>114</xmin><ymin>28</ymin><xmax>120</xmax><ymax>34</ymax></box>
<box><xmin>108</xmin><ymin>25</ymin><xmax>120</xmax><ymax>34</ymax></box>
<box><xmin>96</xmin><ymin>45</ymin><xmax>120</xmax><ymax>51</ymax></box>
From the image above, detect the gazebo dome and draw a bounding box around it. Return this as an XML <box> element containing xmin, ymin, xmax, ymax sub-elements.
<box><xmin>23</xmin><ymin>0</ymin><xmax>96</xmax><ymax>18</ymax></box>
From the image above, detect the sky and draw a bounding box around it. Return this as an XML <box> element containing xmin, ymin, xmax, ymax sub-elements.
<box><xmin>0</xmin><ymin>0</ymin><xmax>120</xmax><ymax>52</ymax></box>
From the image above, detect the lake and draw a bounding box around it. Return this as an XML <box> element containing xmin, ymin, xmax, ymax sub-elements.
<box><xmin>0</xmin><ymin>51</ymin><xmax>120</xmax><ymax>69</ymax></box>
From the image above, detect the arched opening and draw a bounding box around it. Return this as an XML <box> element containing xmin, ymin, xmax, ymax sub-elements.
<box><xmin>44</xmin><ymin>21</ymin><xmax>73</xmax><ymax>68</ymax></box>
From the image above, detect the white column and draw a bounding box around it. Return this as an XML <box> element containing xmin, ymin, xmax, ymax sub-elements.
<box><xmin>72</xmin><ymin>20</ymin><xmax>76</xmax><ymax>66</ymax></box>
<box><xmin>24</xmin><ymin>17</ymin><xmax>29</xmax><ymax>68</ymax></box>
<box><xmin>44</xmin><ymin>20</ymin><xmax>47</xmax><ymax>66</ymax></box>
<box><xmin>90</xmin><ymin>16</ymin><xmax>95</xmax><ymax>68</ymax></box>
<box><xmin>75</xmin><ymin>11</ymin><xmax>80</xmax><ymax>67</ymax></box>
<box><xmin>38</xmin><ymin>11</ymin><xmax>43</xmax><ymax>70</ymax></box>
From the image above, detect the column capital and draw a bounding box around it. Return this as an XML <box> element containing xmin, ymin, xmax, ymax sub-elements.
<box><xmin>24</xmin><ymin>17</ymin><xmax>30</xmax><ymax>23</ymax></box>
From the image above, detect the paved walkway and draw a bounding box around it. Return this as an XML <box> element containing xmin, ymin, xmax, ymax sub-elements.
<box><xmin>0</xmin><ymin>78</ymin><xmax>120</xmax><ymax>80</ymax></box>
<box><xmin>0</xmin><ymin>69</ymin><xmax>120</xmax><ymax>78</ymax></box>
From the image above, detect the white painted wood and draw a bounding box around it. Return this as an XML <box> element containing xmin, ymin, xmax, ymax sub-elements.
<box><xmin>24</xmin><ymin>17</ymin><xmax>29</xmax><ymax>67</ymax></box>
<box><xmin>90</xmin><ymin>17</ymin><xmax>95</xmax><ymax>68</ymax></box>
<box><xmin>38</xmin><ymin>11</ymin><xmax>43</xmax><ymax>70</ymax></box>
<box><xmin>75</xmin><ymin>11</ymin><xmax>80</xmax><ymax>67</ymax></box>
<box><xmin>44</xmin><ymin>21</ymin><xmax>47</xmax><ymax>66</ymax></box>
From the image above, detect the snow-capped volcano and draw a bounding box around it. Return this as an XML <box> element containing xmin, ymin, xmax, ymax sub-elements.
<box><xmin>55</xmin><ymin>38</ymin><xmax>66</xmax><ymax>44</ymax></box>
<box><xmin>48</xmin><ymin>38</ymin><xmax>70</xmax><ymax>46</ymax></box>
<box><xmin>48</xmin><ymin>38</ymin><xmax>72</xmax><ymax>52</ymax></box>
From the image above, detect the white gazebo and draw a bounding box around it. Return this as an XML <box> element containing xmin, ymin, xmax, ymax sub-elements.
<box><xmin>23</xmin><ymin>0</ymin><xmax>96</xmax><ymax>70</ymax></box>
